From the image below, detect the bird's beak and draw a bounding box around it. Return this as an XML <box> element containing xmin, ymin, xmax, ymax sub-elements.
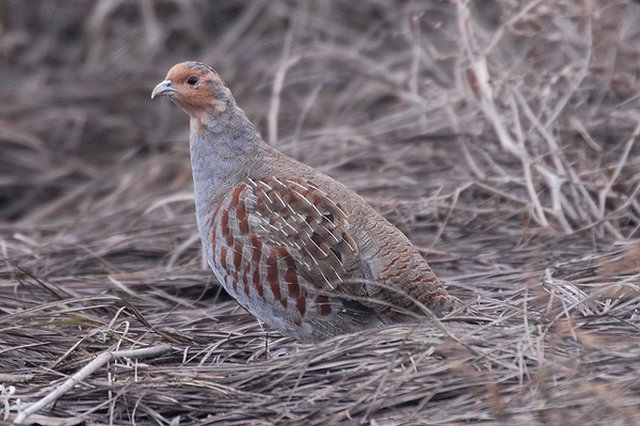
<box><xmin>151</xmin><ymin>79</ymin><xmax>176</xmax><ymax>99</ymax></box>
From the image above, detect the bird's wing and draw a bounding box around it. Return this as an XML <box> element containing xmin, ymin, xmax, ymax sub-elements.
<box><xmin>243</xmin><ymin>176</ymin><xmax>361</xmax><ymax>290</ymax></box>
<box><xmin>208</xmin><ymin>176</ymin><xmax>375</xmax><ymax>322</ymax></box>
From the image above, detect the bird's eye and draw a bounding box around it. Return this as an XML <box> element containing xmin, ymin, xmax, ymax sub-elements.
<box><xmin>186</xmin><ymin>76</ymin><xmax>198</xmax><ymax>86</ymax></box>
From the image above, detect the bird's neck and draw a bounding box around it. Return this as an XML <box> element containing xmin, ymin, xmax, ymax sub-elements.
<box><xmin>189</xmin><ymin>104</ymin><xmax>260</xmax><ymax>228</ymax></box>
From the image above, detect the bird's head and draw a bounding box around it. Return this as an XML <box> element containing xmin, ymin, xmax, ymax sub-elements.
<box><xmin>151</xmin><ymin>61</ymin><xmax>233</xmax><ymax>124</ymax></box>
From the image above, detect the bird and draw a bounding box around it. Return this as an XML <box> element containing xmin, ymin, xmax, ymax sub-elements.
<box><xmin>151</xmin><ymin>61</ymin><xmax>464</xmax><ymax>342</ymax></box>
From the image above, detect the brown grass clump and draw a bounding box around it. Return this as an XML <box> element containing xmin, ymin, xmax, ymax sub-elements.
<box><xmin>1</xmin><ymin>0</ymin><xmax>640</xmax><ymax>424</ymax></box>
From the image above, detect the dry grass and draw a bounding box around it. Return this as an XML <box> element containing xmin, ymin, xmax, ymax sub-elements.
<box><xmin>1</xmin><ymin>0</ymin><xmax>640</xmax><ymax>424</ymax></box>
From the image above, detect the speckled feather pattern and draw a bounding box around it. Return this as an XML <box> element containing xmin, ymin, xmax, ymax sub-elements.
<box><xmin>153</xmin><ymin>61</ymin><xmax>463</xmax><ymax>341</ymax></box>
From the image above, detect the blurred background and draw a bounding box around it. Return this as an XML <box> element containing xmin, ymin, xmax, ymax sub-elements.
<box><xmin>2</xmin><ymin>1</ymin><xmax>640</xmax><ymax>424</ymax></box>
<box><xmin>3</xmin><ymin>0</ymin><xmax>640</xmax><ymax>235</ymax></box>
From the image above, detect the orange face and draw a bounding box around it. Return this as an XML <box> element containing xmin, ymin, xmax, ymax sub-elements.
<box><xmin>151</xmin><ymin>62</ymin><xmax>230</xmax><ymax>122</ymax></box>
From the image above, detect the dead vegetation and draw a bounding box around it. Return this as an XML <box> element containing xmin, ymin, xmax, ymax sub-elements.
<box><xmin>1</xmin><ymin>0</ymin><xmax>640</xmax><ymax>424</ymax></box>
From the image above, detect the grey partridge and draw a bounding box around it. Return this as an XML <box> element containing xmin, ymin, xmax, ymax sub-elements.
<box><xmin>151</xmin><ymin>61</ymin><xmax>463</xmax><ymax>342</ymax></box>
